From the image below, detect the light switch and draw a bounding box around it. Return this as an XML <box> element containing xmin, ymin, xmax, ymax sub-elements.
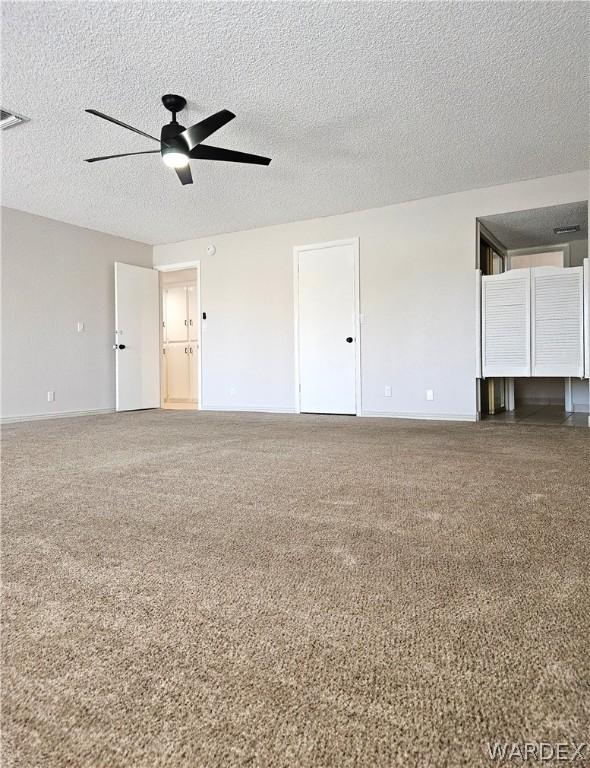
<box><xmin>77</xmin><ymin>321</ymin><xmax>85</xmax><ymax>332</ymax></box>
<box><xmin>426</xmin><ymin>389</ymin><xmax>434</xmax><ymax>401</ymax></box>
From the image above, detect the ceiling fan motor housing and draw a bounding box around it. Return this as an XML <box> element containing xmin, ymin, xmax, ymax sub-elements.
<box><xmin>161</xmin><ymin>121</ymin><xmax>188</xmax><ymax>159</ymax></box>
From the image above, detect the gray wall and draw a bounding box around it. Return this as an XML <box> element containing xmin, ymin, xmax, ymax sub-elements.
<box><xmin>1</xmin><ymin>207</ymin><xmax>152</xmax><ymax>420</ymax></box>
<box><xmin>154</xmin><ymin>171</ymin><xmax>589</xmax><ymax>420</ymax></box>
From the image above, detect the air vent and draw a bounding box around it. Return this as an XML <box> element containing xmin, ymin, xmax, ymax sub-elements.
<box><xmin>553</xmin><ymin>225</ymin><xmax>580</xmax><ymax>235</ymax></box>
<box><xmin>1</xmin><ymin>108</ymin><xmax>28</xmax><ymax>130</ymax></box>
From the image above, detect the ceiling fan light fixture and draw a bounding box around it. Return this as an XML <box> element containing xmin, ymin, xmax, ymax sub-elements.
<box><xmin>162</xmin><ymin>150</ymin><xmax>189</xmax><ymax>168</ymax></box>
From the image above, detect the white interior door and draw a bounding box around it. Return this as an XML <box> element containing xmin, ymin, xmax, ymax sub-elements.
<box><xmin>115</xmin><ymin>262</ymin><xmax>160</xmax><ymax>411</ymax></box>
<box><xmin>297</xmin><ymin>240</ymin><xmax>359</xmax><ymax>414</ymax></box>
<box><xmin>165</xmin><ymin>286</ymin><xmax>188</xmax><ymax>341</ymax></box>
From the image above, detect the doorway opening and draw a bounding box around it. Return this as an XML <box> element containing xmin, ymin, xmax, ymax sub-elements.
<box><xmin>159</xmin><ymin>266</ymin><xmax>201</xmax><ymax>411</ymax></box>
<box><xmin>476</xmin><ymin>201</ymin><xmax>589</xmax><ymax>425</ymax></box>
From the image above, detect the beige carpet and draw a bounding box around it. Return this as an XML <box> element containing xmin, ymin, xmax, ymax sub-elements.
<box><xmin>2</xmin><ymin>411</ymin><xmax>589</xmax><ymax>767</ymax></box>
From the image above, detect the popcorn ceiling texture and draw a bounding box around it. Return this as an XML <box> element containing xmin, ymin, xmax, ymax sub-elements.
<box><xmin>2</xmin><ymin>410</ymin><xmax>589</xmax><ymax>767</ymax></box>
<box><xmin>1</xmin><ymin>1</ymin><xmax>588</xmax><ymax>244</ymax></box>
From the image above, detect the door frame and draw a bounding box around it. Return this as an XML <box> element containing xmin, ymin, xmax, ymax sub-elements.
<box><xmin>293</xmin><ymin>238</ymin><xmax>361</xmax><ymax>415</ymax></box>
<box><xmin>154</xmin><ymin>260</ymin><xmax>202</xmax><ymax>409</ymax></box>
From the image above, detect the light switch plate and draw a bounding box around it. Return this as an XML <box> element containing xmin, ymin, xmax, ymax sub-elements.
<box><xmin>77</xmin><ymin>321</ymin><xmax>84</xmax><ymax>332</ymax></box>
<box><xmin>426</xmin><ymin>389</ymin><xmax>434</xmax><ymax>401</ymax></box>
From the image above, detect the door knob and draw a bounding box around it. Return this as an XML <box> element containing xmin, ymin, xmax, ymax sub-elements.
<box><xmin>118</xmin><ymin>344</ymin><xmax>126</xmax><ymax>349</ymax></box>
<box><xmin>346</xmin><ymin>337</ymin><xmax>353</xmax><ymax>343</ymax></box>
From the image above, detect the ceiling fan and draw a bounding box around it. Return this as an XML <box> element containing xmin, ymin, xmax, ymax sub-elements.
<box><xmin>84</xmin><ymin>94</ymin><xmax>271</xmax><ymax>185</ymax></box>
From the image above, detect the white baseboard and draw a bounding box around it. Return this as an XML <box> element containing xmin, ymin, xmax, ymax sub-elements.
<box><xmin>1</xmin><ymin>407</ymin><xmax>115</xmax><ymax>424</ymax></box>
<box><xmin>200</xmin><ymin>404</ymin><xmax>298</xmax><ymax>414</ymax></box>
<box><xmin>360</xmin><ymin>410</ymin><xmax>477</xmax><ymax>423</ymax></box>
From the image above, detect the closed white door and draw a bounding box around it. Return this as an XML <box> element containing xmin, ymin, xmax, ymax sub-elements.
<box><xmin>297</xmin><ymin>240</ymin><xmax>359</xmax><ymax>414</ymax></box>
<box><xmin>166</xmin><ymin>343</ymin><xmax>191</xmax><ymax>400</ymax></box>
<box><xmin>114</xmin><ymin>262</ymin><xmax>160</xmax><ymax>411</ymax></box>
<box><xmin>165</xmin><ymin>286</ymin><xmax>189</xmax><ymax>341</ymax></box>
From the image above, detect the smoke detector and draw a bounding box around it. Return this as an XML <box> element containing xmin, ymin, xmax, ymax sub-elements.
<box><xmin>553</xmin><ymin>225</ymin><xmax>580</xmax><ymax>235</ymax></box>
<box><xmin>1</xmin><ymin>108</ymin><xmax>28</xmax><ymax>130</ymax></box>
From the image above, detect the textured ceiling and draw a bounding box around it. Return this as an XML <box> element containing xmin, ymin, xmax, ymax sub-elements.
<box><xmin>2</xmin><ymin>1</ymin><xmax>588</xmax><ymax>245</ymax></box>
<box><xmin>480</xmin><ymin>201</ymin><xmax>588</xmax><ymax>249</ymax></box>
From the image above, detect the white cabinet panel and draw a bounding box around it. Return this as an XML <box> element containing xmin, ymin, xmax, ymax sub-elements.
<box><xmin>188</xmin><ymin>343</ymin><xmax>198</xmax><ymax>400</ymax></box>
<box><xmin>532</xmin><ymin>266</ymin><xmax>584</xmax><ymax>377</ymax></box>
<box><xmin>164</xmin><ymin>286</ymin><xmax>188</xmax><ymax>342</ymax></box>
<box><xmin>187</xmin><ymin>285</ymin><xmax>198</xmax><ymax>341</ymax></box>
<box><xmin>165</xmin><ymin>343</ymin><xmax>191</xmax><ymax>400</ymax></box>
<box><xmin>482</xmin><ymin>269</ymin><xmax>531</xmax><ymax>377</ymax></box>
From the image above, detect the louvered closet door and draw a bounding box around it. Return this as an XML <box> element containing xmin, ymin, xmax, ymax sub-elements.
<box><xmin>531</xmin><ymin>266</ymin><xmax>584</xmax><ymax>377</ymax></box>
<box><xmin>482</xmin><ymin>269</ymin><xmax>531</xmax><ymax>377</ymax></box>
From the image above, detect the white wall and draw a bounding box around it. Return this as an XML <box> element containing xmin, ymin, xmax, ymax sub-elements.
<box><xmin>154</xmin><ymin>171</ymin><xmax>589</xmax><ymax>420</ymax></box>
<box><xmin>1</xmin><ymin>207</ymin><xmax>152</xmax><ymax>420</ymax></box>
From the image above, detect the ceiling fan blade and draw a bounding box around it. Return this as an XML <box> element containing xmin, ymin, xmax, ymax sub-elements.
<box><xmin>189</xmin><ymin>144</ymin><xmax>271</xmax><ymax>166</ymax></box>
<box><xmin>178</xmin><ymin>110</ymin><xmax>236</xmax><ymax>152</ymax></box>
<box><xmin>85</xmin><ymin>150</ymin><xmax>161</xmax><ymax>163</ymax></box>
<box><xmin>85</xmin><ymin>109</ymin><xmax>163</xmax><ymax>145</ymax></box>
<box><xmin>175</xmin><ymin>164</ymin><xmax>193</xmax><ymax>185</ymax></box>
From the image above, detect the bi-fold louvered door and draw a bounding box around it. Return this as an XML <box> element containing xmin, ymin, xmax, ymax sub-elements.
<box><xmin>531</xmin><ymin>266</ymin><xmax>584</xmax><ymax>377</ymax></box>
<box><xmin>482</xmin><ymin>266</ymin><xmax>585</xmax><ymax>379</ymax></box>
<box><xmin>482</xmin><ymin>269</ymin><xmax>531</xmax><ymax>377</ymax></box>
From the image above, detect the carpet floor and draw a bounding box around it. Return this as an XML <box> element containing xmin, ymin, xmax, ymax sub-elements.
<box><xmin>2</xmin><ymin>411</ymin><xmax>589</xmax><ymax>767</ymax></box>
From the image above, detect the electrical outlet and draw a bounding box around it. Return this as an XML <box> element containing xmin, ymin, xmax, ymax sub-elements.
<box><xmin>384</xmin><ymin>385</ymin><xmax>392</xmax><ymax>397</ymax></box>
<box><xmin>426</xmin><ymin>389</ymin><xmax>434</xmax><ymax>401</ymax></box>
<box><xmin>47</xmin><ymin>391</ymin><xmax>55</xmax><ymax>402</ymax></box>
<box><xmin>77</xmin><ymin>321</ymin><xmax>85</xmax><ymax>333</ymax></box>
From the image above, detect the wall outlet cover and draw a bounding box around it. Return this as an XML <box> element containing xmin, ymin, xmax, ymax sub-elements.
<box><xmin>426</xmin><ymin>389</ymin><xmax>434</xmax><ymax>401</ymax></box>
<box><xmin>384</xmin><ymin>385</ymin><xmax>392</xmax><ymax>397</ymax></box>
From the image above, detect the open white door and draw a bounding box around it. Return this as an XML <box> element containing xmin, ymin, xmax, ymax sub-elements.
<box><xmin>295</xmin><ymin>239</ymin><xmax>360</xmax><ymax>415</ymax></box>
<box><xmin>115</xmin><ymin>262</ymin><xmax>160</xmax><ymax>411</ymax></box>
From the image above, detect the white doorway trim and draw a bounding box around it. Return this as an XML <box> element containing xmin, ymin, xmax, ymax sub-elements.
<box><xmin>293</xmin><ymin>238</ymin><xmax>361</xmax><ymax>415</ymax></box>
<box><xmin>154</xmin><ymin>260</ymin><xmax>202</xmax><ymax>409</ymax></box>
